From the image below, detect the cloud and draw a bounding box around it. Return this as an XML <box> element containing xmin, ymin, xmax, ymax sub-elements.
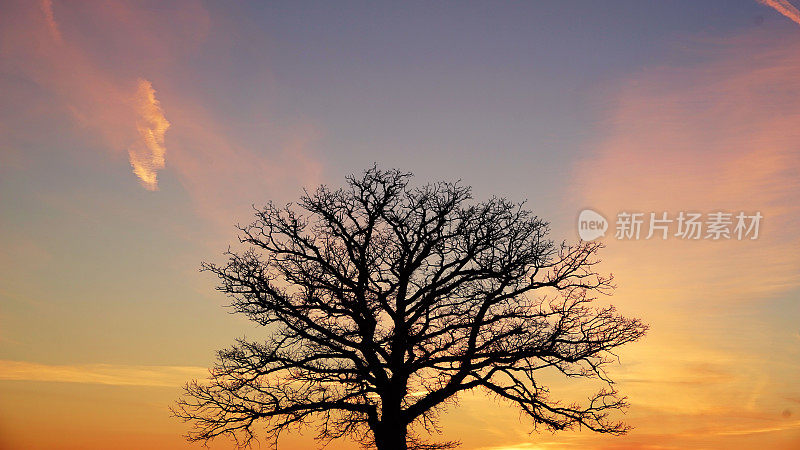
<box><xmin>128</xmin><ymin>79</ymin><xmax>170</xmax><ymax>190</ymax></box>
<box><xmin>479</xmin><ymin>444</ymin><xmax>577</xmax><ymax>450</ymax></box>
<box><xmin>0</xmin><ymin>0</ymin><xmax>322</xmax><ymax>219</ymax></box>
<box><xmin>716</xmin><ymin>421</ymin><xmax>800</xmax><ymax>436</ymax></box>
<box><xmin>0</xmin><ymin>359</ymin><xmax>206</xmax><ymax>387</ymax></box>
<box><xmin>572</xmin><ymin>31</ymin><xmax>800</xmax><ymax>303</ymax></box>
<box><xmin>1</xmin><ymin>0</ymin><xmax>152</xmax><ymax>182</ymax></box>
<box><xmin>39</xmin><ymin>0</ymin><xmax>62</xmax><ymax>43</ymax></box>
<box><xmin>163</xmin><ymin>103</ymin><xmax>323</xmax><ymax>229</ymax></box>
<box><xmin>758</xmin><ymin>0</ymin><xmax>800</xmax><ymax>26</ymax></box>
<box><xmin>562</xmin><ymin>28</ymin><xmax>800</xmax><ymax>449</ymax></box>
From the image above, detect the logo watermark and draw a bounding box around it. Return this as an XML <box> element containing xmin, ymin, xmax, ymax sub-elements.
<box><xmin>578</xmin><ymin>209</ymin><xmax>609</xmax><ymax>241</ymax></box>
<box><xmin>577</xmin><ymin>209</ymin><xmax>762</xmax><ymax>241</ymax></box>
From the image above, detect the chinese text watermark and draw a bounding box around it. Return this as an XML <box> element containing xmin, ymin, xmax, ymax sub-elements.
<box><xmin>578</xmin><ymin>209</ymin><xmax>762</xmax><ymax>241</ymax></box>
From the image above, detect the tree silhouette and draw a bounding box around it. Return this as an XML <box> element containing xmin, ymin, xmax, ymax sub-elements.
<box><xmin>174</xmin><ymin>167</ymin><xmax>647</xmax><ymax>450</ymax></box>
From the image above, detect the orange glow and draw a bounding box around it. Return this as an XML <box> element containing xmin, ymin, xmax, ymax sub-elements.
<box><xmin>563</xmin><ymin>29</ymin><xmax>800</xmax><ymax>448</ymax></box>
<box><xmin>1</xmin><ymin>1</ymin><xmax>799</xmax><ymax>449</ymax></box>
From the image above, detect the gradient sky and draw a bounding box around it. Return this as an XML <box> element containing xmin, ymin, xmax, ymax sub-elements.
<box><xmin>1</xmin><ymin>1</ymin><xmax>799</xmax><ymax>449</ymax></box>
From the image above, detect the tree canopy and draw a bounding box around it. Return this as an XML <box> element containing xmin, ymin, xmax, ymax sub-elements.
<box><xmin>174</xmin><ymin>167</ymin><xmax>647</xmax><ymax>450</ymax></box>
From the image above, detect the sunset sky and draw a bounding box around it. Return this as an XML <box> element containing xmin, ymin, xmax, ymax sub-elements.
<box><xmin>1</xmin><ymin>1</ymin><xmax>799</xmax><ymax>449</ymax></box>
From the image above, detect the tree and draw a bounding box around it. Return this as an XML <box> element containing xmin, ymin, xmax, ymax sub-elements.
<box><xmin>174</xmin><ymin>167</ymin><xmax>647</xmax><ymax>450</ymax></box>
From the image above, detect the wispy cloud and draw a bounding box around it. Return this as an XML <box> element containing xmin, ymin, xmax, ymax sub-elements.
<box><xmin>128</xmin><ymin>79</ymin><xmax>170</xmax><ymax>190</ymax></box>
<box><xmin>1</xmin><ymin>0</ymin><xmax>321</xmax><ymax>214</ymax></box>
<box><xmin>38</xmin><ymin>0</ymin><xmax>61</xmax><ymax>43</ymax></box>
<box><xmin>572</xmin><ymin>33</ymin><xmax>800</xmax><ymax>303</ymax></box>
<box><xmin>0</xmin><ymin>360</ymin><xmax>206</xmax><ymax>387</ymax></box>
<box><xmin>758</xmin><ymin>0</ymin><xmax>800</xmax><ymax>26</ymax></box>
<box><xmin>559</xmin><ymin>27</ymin><xmax>800</xmax><ymax>449</ymax></box>
<box><xmin>479</xmin><ymin>444</ymin><xmax>579</xmax><ymax>450</ymax></box>
<box><xmin>716</xmin><ymin>421</ymin><xmax>800</xmax><ymax>436</ymax></box>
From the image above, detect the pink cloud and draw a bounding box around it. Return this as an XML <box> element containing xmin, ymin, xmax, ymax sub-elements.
<box><xmin>0</xmin><ymin>0</ymin><xmax>323</xmax><ymax>224</ymax></box>
<box><xmin>164</xmin><ymin>101</ymin><xmax>323</xmax><ymax>227</ymax></box>
<box><xmin>572</xmin><ymin>31</ymin><xmax>800</xmax><ymax>303</ymax></box>
<box><xmin>758</xmin><ymin>0</ymin><xmax>800</xmax><ymax>26</ymax></box>
<box><xmin>562</xmin><ymin>29</ymin><xmax>800</xmax><ymax>449</ymax></box>
<box><xmin>39</xmin><ymin>0</ymin><xmax>62</xmax><ymax>44</ymax></box>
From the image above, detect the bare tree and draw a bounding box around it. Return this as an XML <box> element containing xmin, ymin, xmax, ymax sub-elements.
<box><xmin>174</xmin><ymin>167</ymin><xmax>647</xmax><ymax>450</ymax></box>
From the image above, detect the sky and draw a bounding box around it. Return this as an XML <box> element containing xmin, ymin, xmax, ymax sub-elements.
<box><xmin>0</xmin><ymin>0</ymin><xmax>799</xmax><ymax>449</ymax></box>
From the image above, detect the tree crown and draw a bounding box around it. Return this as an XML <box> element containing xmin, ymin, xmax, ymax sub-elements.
<box><xmin>175</xmin><ymin>167</ymin><xmax>647</xmax><ymax>450</ymax></box>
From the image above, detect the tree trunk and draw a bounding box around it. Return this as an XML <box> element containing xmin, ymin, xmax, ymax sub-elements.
<box><xmin>376</xmin><ymin>374</ymin><xmax>408</xmax><ymax>450</ymax></box>
<box><xmin>374</xmin><ymin>420</ymin><xmax>407</xmax><ymax>450</ymax></box>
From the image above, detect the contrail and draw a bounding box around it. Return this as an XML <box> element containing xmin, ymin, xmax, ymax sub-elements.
<box><xmin>758</xmin><ymin>0</ymin><xmax>800</xmax><ymax>26</ymax></box>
